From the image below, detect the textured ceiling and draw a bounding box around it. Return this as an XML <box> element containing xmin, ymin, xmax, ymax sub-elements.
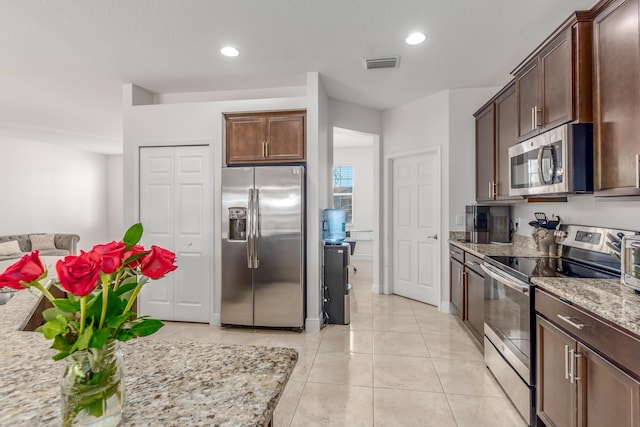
<box><xmin>0</xmin><ymin>0</ymin><xmax>597</xmax><ymax>153</ymax></box>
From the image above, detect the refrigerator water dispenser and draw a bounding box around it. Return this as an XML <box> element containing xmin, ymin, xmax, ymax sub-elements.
<box><xmin>228</xmin><ymin>207</ymin><xmax>247</xmax><ymax>241</ymax></box>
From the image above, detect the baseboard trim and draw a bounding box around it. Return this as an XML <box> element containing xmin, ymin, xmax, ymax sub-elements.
<box><xmin>211</xmin><ymin>313</ymin><xmax>221</xmax><ymax>326</ymax></box>
<box><xmin>305</xmin><ymin>317</ymin><xmax>321</xmax><ymax>332</ymax></box>
<box><xmin>439</xmin><ymin>302</ymin><xmax>452</xmax><ymax>314</ymax></box>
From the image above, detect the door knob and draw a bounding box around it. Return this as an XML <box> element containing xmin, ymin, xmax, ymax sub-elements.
<box><xmin>427</xmin><ymin>234</ymin><xmax>438</xmax><ymax>240</ymax></box>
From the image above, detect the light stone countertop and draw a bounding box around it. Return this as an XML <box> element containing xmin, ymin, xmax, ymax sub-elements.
<box><xmin>531</xmin><ymin>277</ymin><xmax>640</xmax><ymax>338</ymax></box>
<box><xmin>447</xmin><ymin>233</ymin><xmax>640</xmax><ymax>340</ymax></box>
<box><xmin>0</xmin><ymin>288</ymin><xmax>298</xmax><ymax>426</ymax></box>
<box><xmin>448</xmin><ymin>239</ymin><xmax>545</xmax><ymax>259</ymax></box>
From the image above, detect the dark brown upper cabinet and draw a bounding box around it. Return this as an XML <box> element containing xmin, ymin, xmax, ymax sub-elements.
<box><xmin>225</xmin><ymin>110</ymin><xmax>306</xmax><ymax>165</ymax></box>
<box><xmin>592</xmin><ymin>0</ymin><xmax>640</xmax><ymax>197</ymax></box>
<box><xmin>513</xmin><ymin>13</ymin><xmax>593</xmax><ymax>142</ymax></box>
<box><xmin>474</xmin><ymin>102</ymin><xmax>495</xmax><ymax>202</ymax></box>
<box><xmin>474</xmin><ymin>82</ymin><xmax>521</xmax><ymax>202</ymax></box>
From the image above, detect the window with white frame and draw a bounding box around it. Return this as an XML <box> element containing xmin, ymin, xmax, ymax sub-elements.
<box><xmin>333</xmin><ymin>165</ymin><xmax>353</xmax><ymax>224</ymax></box>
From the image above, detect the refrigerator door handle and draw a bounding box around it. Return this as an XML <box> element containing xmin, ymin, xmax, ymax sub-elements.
<box><xmin>254</xmin><ymin>188</ymin><xmax>261</xmax><ymax>268</ymax></box>
<box><xmin>247</xmin><ymin>189</ymin><xmax>254</xmax><ymax>269</ymax></box>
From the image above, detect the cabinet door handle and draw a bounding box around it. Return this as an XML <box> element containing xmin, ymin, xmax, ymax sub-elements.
<box><xmin>569</xmin><ymin>348</ymin><xmax>576</xmax><ymax>384</ymax></box>
<box><xmin>458</xmin><ymin>268</ymin><xmax>462</xmax><ymax>284</ymax></box>
<box><xmin>557</xmin><ymin>314</ymin><xmax>586</xmax><ymax>330</ymax></box>
<box><xmin>489</xmin><ymin>181</ymin><xmax>493</xmax><ymax>198</ymax></box>
<box><xmin>573</xmin><ymin>351</ymin><xmax>582</xmax><ymax>383</ymax></box>
<box><xmin>466</xmin><ymin>260</ymin><xmax>480</xmax><ymax>267</ymax></box>
<box><xmin>535</xmin><ymin>106</ymin><xmax>541</xmax><ymax>128</ymax></box>
<box><xmin>531</xmin><ymin>107</ymin><xmax>536</xmax><ymax>131</ymax></box>
<box><xmin>265</xmin><ymin>141</ymin><xmax>269</xmax><ymax>157</ymax></box>
<box><xmin>564</xmin><ymin>344</ymin><xmax>570</xmax><ymax>380</ymax></box>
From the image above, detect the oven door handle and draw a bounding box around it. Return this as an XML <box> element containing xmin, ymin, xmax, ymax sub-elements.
<box><xmin>481</xmin><ymin>263</ymin><xmax>530</xmax><ymax>294</ymax></box>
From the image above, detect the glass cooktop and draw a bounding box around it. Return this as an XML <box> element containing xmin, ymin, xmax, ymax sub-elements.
<box><xmin>484</xmin><ymin>256</ymin><xmax>619</xmax><ymax>283</ymax></box>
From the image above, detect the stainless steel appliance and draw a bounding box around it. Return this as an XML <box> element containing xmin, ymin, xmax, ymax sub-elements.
<box><xmin>465</xmin><ymin>205</ymin><xmax>511</xmax><ymax>243</ymax></box>
<box><xmin>622</xmin><ymin>235</ymin><xmax>640</xmax><ymax>291</ymax></box>
<box><xmin>482</xmin><ymin>224</ymin><xmax>632</xmax><ymax>426</ymax></box>
<box><xmin>465</xmin><ymin>205</ymin><xmax>490</xmax><ymax>243</ymax></box>
<box><xmin>508</xmin><ymin>123</ymin><xmax>593</xmax><ymax>197</ymax></box>
<box><xmin>221</xmin><ymin>165</ymin><xmax>305</xmax><ymax>329</ymax></box>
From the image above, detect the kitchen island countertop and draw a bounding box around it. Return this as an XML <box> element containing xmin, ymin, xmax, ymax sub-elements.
<box><xmin>0</xmin><ymin>288</ymin><xmax>297</xmax><ymax>426</ymax></box>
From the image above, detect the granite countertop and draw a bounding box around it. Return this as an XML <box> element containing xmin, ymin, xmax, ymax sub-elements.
<box><xmin>448</xmin><ymin>239</ymin><xmax>545</xmax><ymax>259</ymax></box>
<box><xmin>531</xmin><ymin>277</ymin><xmax>640</xmax><ymax>338</ymax></box>
<box><xmin>0</xmin><ymin>289</ymin><xmax>298</xmax><ymax>426</ymax></box>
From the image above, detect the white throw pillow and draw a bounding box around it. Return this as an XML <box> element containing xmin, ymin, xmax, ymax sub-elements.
<box><xmin>30</xmin><ymin>234</ymin><xmax>56</xmax><ymax>250</ymax></box>
<box><xmin>0</xmin><ymin>240</ymin><xmax>22</xmax><ymax>256</ymax></box>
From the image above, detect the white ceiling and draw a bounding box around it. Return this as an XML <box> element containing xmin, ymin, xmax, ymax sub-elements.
<box><xmin>0</xmin><ymin>0</ymin><xmax>597</xmax><ymax>154</ymax></box>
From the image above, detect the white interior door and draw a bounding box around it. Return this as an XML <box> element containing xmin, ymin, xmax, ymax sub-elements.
<box><xmin>139</xmin><ymin>146</ymin><xmax>211</xmax><ymax>322</ymax></box>
<box><xmin>392</xmin><ymin>150</ymin><xmax>440</xmax><ymax>305</ymax></box>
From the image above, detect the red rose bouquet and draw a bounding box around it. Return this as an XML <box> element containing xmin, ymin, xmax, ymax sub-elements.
<box><xmin>0</xmin><ymin>223</ymin><xmax>176</xmax><ymax>360</ymax></box>
<box><xmin>0</xmin><ymin>223</ymin><xmax>177</xmax><ymax>425</ymax></box>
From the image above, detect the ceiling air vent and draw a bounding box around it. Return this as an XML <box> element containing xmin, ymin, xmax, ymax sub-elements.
<box><xmin>363</xmin><ymin>56</ymin><xmax>400</xmax><ymax>70</ymax></box>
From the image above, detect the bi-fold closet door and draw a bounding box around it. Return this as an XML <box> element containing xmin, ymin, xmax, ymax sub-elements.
<box><xmin>139</xmin><ymin>146</ymin><xmax>211</xmax><ymax>323</ymax></box>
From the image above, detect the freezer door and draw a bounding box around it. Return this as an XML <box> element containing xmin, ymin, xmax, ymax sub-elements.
<box><xmin>253</xmin><ymin>166</ymin><xmax>305</xmax><ymax>327</ymax></box>
<box><xmin>221</xmin><ymin>167</ymin><xmax>254</xmax><ymax>326</ymax></box>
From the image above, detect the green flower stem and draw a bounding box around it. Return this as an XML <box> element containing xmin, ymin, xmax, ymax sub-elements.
<box><xmin>98</xmin><ymin>274</ymin><xmax>110</xmax><ymax>329</ymax></box>
<box><xmin>27</xmin><ymin>280</ymin><xmax>56</xmax><ymax>302</ymax></box>
<box><xmin>112</xmin><ymin>270</ymin><xmax>124</xmax><ymax>291</ymax></box>
<box><xmin>122</xmin><ymin>276</ymin><xmax>148</xmax><ymax>315</ymax></box>
<box><xmin>80</xmin><ymin>296</ymin><xmax>87</xmax><ymax>334</ymax></box>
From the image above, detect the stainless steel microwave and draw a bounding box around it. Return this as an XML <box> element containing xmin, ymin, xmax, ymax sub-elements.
<box><xmin>508</xmin><ymin>123</ymin><xmax>593</xmax><ymax>196</ymax></box>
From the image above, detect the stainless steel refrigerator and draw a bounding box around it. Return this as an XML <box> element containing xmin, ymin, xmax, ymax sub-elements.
<box><xmin>221</xmin><ymin>165</ymin><xmax>305</xmax><ymax>328</ymax></box>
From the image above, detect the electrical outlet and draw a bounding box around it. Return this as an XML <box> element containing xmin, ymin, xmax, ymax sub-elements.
<box><xmin>456</xmin><ymin>215</ymin><xmax>464</xmax><ymax>225</ymax></box>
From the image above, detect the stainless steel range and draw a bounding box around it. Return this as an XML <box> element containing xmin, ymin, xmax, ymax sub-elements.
<box><xmin>482</xmin><ymin>224</ymin><xmax>638</xmax><ymax>426</ymax></box>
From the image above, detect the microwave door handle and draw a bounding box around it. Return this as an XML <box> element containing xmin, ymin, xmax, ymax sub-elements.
<box><xmin>537</xmin><ymin>145</ymin><xmax>556</xmax><ymax>185</ymax></box>
<box><xmin>480</xmin><ymin>263</ymin><xmax>529</xmax><ymax>294</ymax></box>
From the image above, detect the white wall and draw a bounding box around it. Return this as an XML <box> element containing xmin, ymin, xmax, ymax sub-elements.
<box><xmin>107</xmin><ymin>154</ymin><xmax>124</xmax><ymax>239</ymax></box>
<box><xmin>0</xmin><ymin>136</ymin><xmax>109</xmax><ymax>249</ymax></box>
<box><xmin>122</xmin><ymin>81</ymin><xmax>327</xmax><ymax>328</ymax></box>
<box><xmin>333</xmin><ymin>146</ymin><xmax>374</xmax><ymax>230</ymax></box>
<box><xmin>306</xmin><ymin>72</ymin><xmax>330</xmax><ymax>331</ymax></box>
<box><xmin>513</xmin><ymin>196</ymin><xmax>640</xmax><ymax>236</ymax></box>
<box><xmin>329</xmin><ymin>98</ymin><xmax>383</xmax><ymax>135</ymax></box>
<box><xmin>382</xmin><ymin>90</ymin><xmax>449</xmax><ymax>303</ymax></box>
<box><xmin>382</xmin><ymin>88</ymin><xmax>499</xmax><ymax>310</ymax></box>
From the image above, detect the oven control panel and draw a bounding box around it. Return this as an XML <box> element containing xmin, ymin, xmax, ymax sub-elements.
<box><xmin>557</xmin><ymin>224</ymin><xmax>638</xmax><ymax>258</ymax></box>
<box><xmin>575</xmin><ymin>230</ymin><xmax>602</xmax><ymax>245</ymax></box>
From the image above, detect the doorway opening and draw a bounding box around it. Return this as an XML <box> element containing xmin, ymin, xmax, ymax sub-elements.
<box><xmin>332</xmin><ymin>127</ymin><xmax>382</xmax><ymax>294</ymax></box>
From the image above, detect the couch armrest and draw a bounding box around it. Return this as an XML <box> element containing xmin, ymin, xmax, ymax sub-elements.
<box><xmin>54</xmin><ymin>234</ymin><xmax>80</xmax><ymax>255</ymax></box>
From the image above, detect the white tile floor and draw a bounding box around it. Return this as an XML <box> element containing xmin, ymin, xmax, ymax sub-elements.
<box><xmin>148</xmin><ymin>261</ymin><xmax>526</xmax><ymax>426</ymax></box>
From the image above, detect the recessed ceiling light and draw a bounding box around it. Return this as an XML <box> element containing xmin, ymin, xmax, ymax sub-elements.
<box><xmin>405</xmin><ymin>32</ymin><xmax>426</xmax><ymax>45</ymax></box>
<box><xmin>220</xmin><ymin>46</ymin><xmax>240</xmax><ymax>57</ymax></box>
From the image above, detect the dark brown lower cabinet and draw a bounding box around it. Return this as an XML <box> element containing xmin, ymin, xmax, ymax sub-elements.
<box><xmin>465</xmin><ymin>267</ymin><xmax>484</xmax><ymax>342</ymax></box>
<box><xmin>450</xmin><ymin>258</ymin><xmax>464</xmax><ymax>318</ymax></box>
<box><xmin>537</xmin><ymin>315</ymin><xmax>640</xmax><ymax>427</ymax></box>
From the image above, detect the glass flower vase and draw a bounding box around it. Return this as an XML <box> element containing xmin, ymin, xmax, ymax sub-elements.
<box><xmin>61</xmin><ymin>340</ymin><xmax>125</xmax><ymax>427</ymax></box>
